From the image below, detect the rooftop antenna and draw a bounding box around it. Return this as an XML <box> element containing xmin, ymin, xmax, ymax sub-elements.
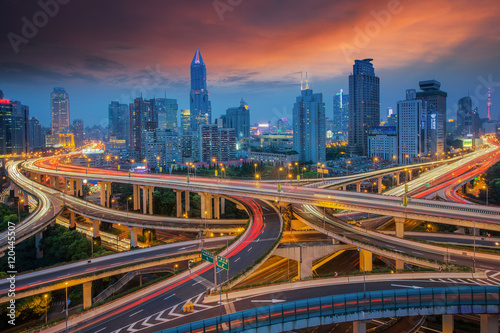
<box><xmin>305</xmin><ymin>72</ymin><xmax>309</xmax><ymax>90</ymax></box>
<box><xmin>300</xmin><ymin>72</ymin><xmax>303</xmax><ymax>90</ymax></box>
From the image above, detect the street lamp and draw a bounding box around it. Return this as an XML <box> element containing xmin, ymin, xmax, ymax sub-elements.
<box><xmin>278</xmin><ymin>167</ymin><xmax>283</xmax><ymax>181</ymax></box>
<box><xmin>473</xmin><ymin>220</ymin><xmax>476</xmax><ymax>273</ymax></box>
<box><xmin>90</xmin><ymin>227</ymin><xmax>94</xmax><ymax>257</ymax></box>
<box><xmin>254</xmin><ymin>163</ymin><xmax>257</xmax><ymax>175</ymax></box>
<box><xmin>127</xmin><ymin>196</ymin><xmax>132</xmax><ymax>215</ymax></box>
<box><xmin>204</xmin><ymin>210</ymin><xmax>208</xmax><ymax>230</ymax></box>
<box><xmin>483</xmin><ymin>185</ymin><xmax>489</xmax><ymax>206</ymax></box>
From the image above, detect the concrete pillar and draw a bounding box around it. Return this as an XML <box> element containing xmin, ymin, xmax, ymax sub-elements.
<box><xmin>129</xmin><ymin>226</ymin><xmax>139</xmax><ymax>248</ymax></box>
<box><xmin>356</xmin><ymin>182</ymin><xmax>361</xmax><ymax>192</ymax></box>
<box><xmin>60</xmin><ymin>177</ymin><xmax>66</xmax><ymax>191</ymax></box>
<box><xmin>184</xmin><ymin>191</ymin><xmax>190</xmax><ymax>214</ymax></box>
<box><xmin>99</xmin><ymin>182</ymin><xmax>106</xmax><ymax>207</ymax></box>
<box><xmin>50</xmin><ymin>176</ymin><xmax>56</xmax><ymax>188</ymax></box>
<box><xmin>395</xmin><ymin>172</ymin><xmax>400</xmax><ymax>186</ymax></box>
<box><xmin>214</xmin><ymin>196</ymin><xmax>220</xmax><ymax>219</ymax></box>
<box><xmin>133</xmin><ymin>184</ymin><xmax>139</xmax><ymax>211</ymax></box>
<box><xmin>359</xmin><ymin>249</ymin><xmax>372</xmax><ymax>272</ymax></box>
<box><xmin>199</xmin><ymin>193</ymin><xmax>206</xmax><ymax>217</ymax></box>
<box><xmin>394</xmin><ymin>217</ymin><xmax>405</xmax><ymax>238</ymax></box>
<box><xmin>442</xmin><ymin>315</ymin><xmax>454</xmax><ymax>333</ymax></box>
<box><xmin>142</xmin><ymin>187</ymin><xmax>147</xmax><ymax>215</ymax></box>
<box><xmin>395</xmin><ymin>259</ymin><xmax>404</xmax><ymax>271</ymax></box>
<box><xmin>176</xmin><ymin>190</ymin><xmax>182</xmax><ymax>217</ymax></box>
<box><xmin>353</xmin><ymin>321</ymin><xmax>366</xmax><ymax>333</ymax></box>
<box><xmin>220</xmin><ymin>197</ymin><xmax>225</xmax><ymax>215</ymax></box>
<box><xmin>205</xmin><ymin>193</ymin><xmax>213</xmax><ymax>219</ymax></box>
<box><xmin>35</xmin><ymin>231</ymin><xmax>43</xmax><ymax>259</ymax></box>
<box><xmin>76</xmin><ymin>179</ymin><xmax>83</xmax><ymax>197</ymax></box>
<box><xmin>480</xmin><ymin>314</ymin><xmax>499</xmax><ymax>333</ymax></box>
<box><xmin>83</xmin><ymin>281</ymin><xmax>92</xmax><ymax>309</ymax></box>
<box><xmin>69</xmin><ymin>211</ymin><xmax>76</xmax><ymax>230</ymax></box>
<box><xmin>148</xmin><ymin>186</ymin><xmax>153</xmax><ymax>215</ymax></box>
<box><xmin>377</xmin><ymin>176</ymin><xmax>383</xmax><ymax>194</ymax></box>
<box><xmin>408</xmin><ymin>171</ymin><xmax>412</xmax><ymax>181</ymax></box>
<box><xmin>92</xmin><ymin>220</ymin><xmax>100</xmax><ymax>238</ymax></box>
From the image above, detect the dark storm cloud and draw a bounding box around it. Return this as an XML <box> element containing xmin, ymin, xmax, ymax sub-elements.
<box><xmin>84</xmin><ymin>56</ymin><xmax>126</xmax><ymax>72</ymax></box>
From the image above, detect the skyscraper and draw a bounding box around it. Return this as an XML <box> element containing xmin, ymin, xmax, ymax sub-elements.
<box><xmin>129</xmin><ymin>97</ymin><xmax>157</xmax><ymax>160</ymax></box>
<box><xmin>0</xmin><ymin>96</ymin><xmax>29</xmax><ymax>154</ymax></box>
<box><xmin>51</xmin><ymin>87</ymin><xmax>70</xmax><ymax>134</ymax></box>
<box><xmin>189</xmin><ymin>49</ymin><xmax>211</xmax><ymax>132</ymax></box>
<box><xmin>199</xmin><ymin>124</ymin><xmax>236</xmax><ymax>162</ymax></box>
<box><xmin>180</xmin><ymin>109</ymin><xmax>191</xmax><ymax>135</ymax></box>
<box><xmin>224</xmin><ymin>99</ymin><xmax>250</xmax><ymax>147</ymax></box>
<box><xmin>71</xmin><ymin>119</ymin><xmax>84</xmax><ymax>147</ymax></box>
<box><xmin>28</xmin><ymin>117</ymin><xmax>43</xmax><ymax>149</ymax></box>
<box><xmin>156</xmin><ymin>98</ymin><xmax>178</xmax><ymax>132</ymax></box>
<box><xmin>333</xmin><ymin>89</ymin><xmax>349</xmax><ymax>138</ymax></box>
<box><xmin>293</xmin><ymin>84</ymin><xmax>326</xmax><ymax>163</ymax></box>
<box><xmin>108</xmin><ymin>101</ymin><xmax>130</xmax><ymax>144</ymax></box>
<box><xmin>457</xmin><ymin>96</ymin><xmax>473</xmax><ymax>137</ymax></box>
<box><xmin>348</xmin><ymin>59</ymin><xmax>380</xmax><ymax>156</ymax></box>
<box><xmin>397</xmin><ymin>89</ymin><xmax>427</xmax><ymax>165</ymax></box>
<box><xmin>416</xmin><ymin>80</ymin><xmax>447</xmax><ymax>149</ymax></box>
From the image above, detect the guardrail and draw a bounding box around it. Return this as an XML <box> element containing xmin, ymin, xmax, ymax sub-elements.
<box><xmin>157</xmin><ymin>286</ymin><xmax>500</xmax><ymax>333</ymax></box>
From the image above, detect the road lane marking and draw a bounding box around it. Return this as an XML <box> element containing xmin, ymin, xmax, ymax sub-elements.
<box><xmin>234</xmin><ymin>257</ymin><xmax>240</xmax><ymax>262</ymax></box>
<box><xmin>390</xmin><ymin>284</ymin><xmax>422</xmax><ymax>289</ymax></box>
<box><xmin>247</xmin><ymin>247</ymin><xmax>252</xmax><ymax>252</ymax></box>
<box><xmin>164</xmin><ymin>293</ymin><xmax>176</xmax><ymax>300</ymax></box>
<box><xmin>94</xmin><ymin>327</ymin><xmax>107</xmax><ymax>333</ymax></box>
<box><xmin>479</xmin><ymin>265</ymin><xmax>495</xmax><ymax>269</ymax></box>
<box><xmin>192</xmin><ymin>281</ymin><xmax>203</xmax><ymax>286</ymax></box>
<box><xmin>129</xmin><ymin>309</ymin><xmax>143</xmax><ymax>317</ymax></box>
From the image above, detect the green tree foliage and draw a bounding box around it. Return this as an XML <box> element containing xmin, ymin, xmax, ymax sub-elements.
<box><xmin>485</xmin><ymin>161</ymin><xmax>500</xmax><ymax>205</ymax></box>
<box><xmin>15</xmin><ymin>294</ymin><xmax>52</xmax><ymax>320</ymax></box>
<box><xmin>326</xmin><ymin>146</ymin><xmax>347</xmax><ymax>160</ymax></box>
<box><xmin>0</xmin><ymin>202</ymin><xmax>29</xmax><ymax>232</ymax></box>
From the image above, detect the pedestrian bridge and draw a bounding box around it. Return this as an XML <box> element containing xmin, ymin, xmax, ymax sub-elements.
<box><xmin>158</xmin><ymin>286</ymin><xmax>500</xmax><ymax>333</ymax></box>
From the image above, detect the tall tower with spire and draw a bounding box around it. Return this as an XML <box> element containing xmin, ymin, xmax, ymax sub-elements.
<box><xmin>189</xmin><ymin>49</ymin><xmax>212</xmax><ymax>132</ymax></box>
<box><xmin>487</xmin><ymin>88</ymin><xmax>492</xmax><ymax>121</ymax></box>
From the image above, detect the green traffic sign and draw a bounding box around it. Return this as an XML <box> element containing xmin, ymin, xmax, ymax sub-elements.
<box><xmin>216</xmin><ymin>255</ymin><xmax>229</xmax><ymax>270</ymax></box>
<box><xmin>201</xmin><ymin>249</ymin><xmax>214</xmax><ymax>263</ymax></box>
<box><xmin>424</xmin><ymin>183</ymin><xmax>430</xmax><ymax>187</ymax></box>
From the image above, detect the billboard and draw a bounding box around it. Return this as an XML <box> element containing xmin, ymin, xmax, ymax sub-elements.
<box><xmin>463</xmin><ymin>139</ymin><xmax>472</xmax><ymax>148</ymax></box>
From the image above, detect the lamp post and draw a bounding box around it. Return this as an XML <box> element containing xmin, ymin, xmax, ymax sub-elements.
<box><xmin>473</xmin><ymin>220</ymin><xmax>476</xmax><ymax>273</ymax></box>
<box><xmin>65</xmin><ymin>282</ymin><xmax>68</xmax><ymax>332</ymax></box>
<box><xmin>321</xmin><ymin>164</ymin><xmax>325</xmax><ymax>181</ymax></box>
<box><xmin>278</xmin><ymin>167</ymin><xmax>283</xmax><ymax>181</ymax></box>
<box><xmin>483</xmin><ymin>185</ymin><xmax>489</xmax><ymax>206</ymax></box>
<box><xmin>254</xmin><ymin>163</ymin><xmax>257</xmax><ymax>175</ymax></box>
<box><xmin>17</xmin><ymin>198</ymin><xmax>23</xmax><ymax>223</ymax></box>
<box><xmin>357</xmin><ymin>248</ymin><xmax>366</xmax><ymax>297</ymax></box>
<box><xmin>90</xmin><ymin>227</ymin><xmax>94</xmax><ymax>257</ymax></box>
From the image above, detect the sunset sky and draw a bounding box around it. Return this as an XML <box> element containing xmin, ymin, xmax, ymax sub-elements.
<box><xmin>1</xmin><ymin>0</ymin><xmax>500</xmax><ymax>127</ymax></box>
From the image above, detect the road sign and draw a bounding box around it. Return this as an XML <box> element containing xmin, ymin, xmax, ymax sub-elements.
<box><xmin>216</xmin><ymin>255</ymin><xmax>229</xmax><ymax>270</ymax></box>
<box><xmin>403</xmin><ymin>196</ymin><xmax>408</xmax><ymax>206</ymax></box>
<box><xmin>424</xmin><ymin>183</ymin><xmax>430</xmax><ymax>187</ymax></box>
<box><xmin>404</xmin><ymin>184</ymin><xmax>409</xmax><ymax>192</ymax></box>
<box><xmin>201</xmin><ymin>249</ymin><xmax>214</xmax><ymax>263</ymax></box>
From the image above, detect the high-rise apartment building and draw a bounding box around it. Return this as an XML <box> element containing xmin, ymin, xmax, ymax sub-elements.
<box><xmin>157</xmin><ymin>98</ymin><xmax>178</xmax><ymax>132</ymax></box>
<box><xmin>0</xmin><ymin>96</ymin><xmax>29</xmax><ymax>154</ymax></box>
<box><xmin>416</xmin><ymin>80</ymin><xmax>447</xmax><ymax>149</ymax></box>
<box><xmin>51</xmin><ymin>87</ymin><xmax>70</xmax><ymax>134</ymax></box>
<box><xmin>109</xmin><ymin>101</ymin><xmax>130</xmax><ymax>144</ymax></box>
<box><xmin>71</xmin><ymin>119</ymin><xmax>84</xmax><ymax>147</ymax></box>
<box><xmin>28</xmin><ymin>117</ymin><xmax>44</xmax><ymax>149</ymax></box>
<box><xmin>348</xmin><ymin>59</ymin><xmax>380</xmax><ymax>156</ymax></box>
<box><xmin>129</xmin><ymin>97</ymin><xmax>157</xmax><ymax>160</ymax></box>
<box><xmin>333</xmin><ymin>89</ymin><xmax>349</xmax><ymax>138</ymax></box>
<box><xmin>189</xmin><ymin>49</ymin><xmax>211</xmax><ymax>132</ymax></box>
<box><xmin>397</xmin><ymin>89</ymin><xmax>427</xmax><ymax>164</ymax></box>
<box><xmin>199</xmin><ymin>124</ymin><xmax>236</xmax><ymax>162</ymax></box>
<box><xmin>224</xmin><ymin>99</ymin><xmax>250</xmax><ymax>147</ymax></box>
<box><xmin>292</xmin><ymin>84</ymin><xmax>326</xmax><ymax>163</ymax></box>
<box><xmin>180</xmin><ymin>109</ymin><xmax>191</xmax><ymax>135</ymax></box>
<box><xmin>457</xmin><ymin>96</ymin><xmax>473</xmax><ymax>137</ymax></box>
<box><xmin>165</xmin><ymin>130</ymin><xmax>182</xmax><ymax>165</ymax></box>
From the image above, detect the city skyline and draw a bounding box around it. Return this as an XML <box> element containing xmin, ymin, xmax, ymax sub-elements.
<box><xmin>1</xmin><ymin>0</ymin><xmax>500</xmax><ymax>127</ymax></box>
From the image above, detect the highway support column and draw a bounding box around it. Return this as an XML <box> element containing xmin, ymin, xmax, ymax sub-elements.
<box><xmin>50</xmin><ymin>175</ymin><xmax>57</xmax><ymax>188</ymax></box>
<box><xmin>395</xmin><ymin>259</ymin><xmax>404</xmax><ymax>271</ymax></box>
<box><xmin>214</xmin><ymin>196</ymin><xmax>220</xmax><ymax>219</ymax></box>
<box><xmin>377</xmin><ymin>176</ymin><xmax>383</xmax><ymax>194</ymax></box>
<box><xmin>92</xmin><ymin>219</ymin><xmax>100</xmax><ymax>245</ymax></box>
<box><xmin>76</xmin><ymin>178</ymin><xmax>83</xmax><ymax>197</ymax></box>
<box><xmin>184</xmin><ymin>191</ymin><xmax>190</xmax><ymax>215</ymax></box>
<box><xmin>141</xmin><ymin>186</ymin><xmax>154</xmax><ymax>215</ymax></box>
<box><xmin>442</xmin><ymin>315</ymin><xmax>454</xmax><ymax>333</ymax></box>
<box><xmin>353</xmin><ymin>321</ymin><xmax>366</xmax><ymax>333</ymax></box>
<box><xmin>175</xmin><ymin>190</ymin><xmax>182</xmax><ymax>217</ymax></box>
<box><xmin>395</xmin><ymin>172</ymin><xmax>400</xmax><ymax>186</ymax></box>
<box><xmin>69</xmin><ymin>211</ymin><xmax>76</xmax><ymax>231</ymax></box>
<box><xmin>133</xmin><ymin>184</ymin><xmax>140</xmax><ymax>211</ymax></box>
<box><xmin>359</xmin><ymin>249</ymin><xmax>372</xmax><ymax>272</ymax></box>
<box><xmin>480</xmin><ymin>314</ymin><xmax>499</xmax><ymax>333</ymax></box>
<box><xmin>129</xmin><ymin>226</ymin><xmax>139</xmax><ymax>248</ymax></box>
<box><xmin>394</xmin><ymin>217</ymin><xmax>405</xmax><ymax>238</ymax></box>
<box><xmin>35</xmin><ymin>231</ymin><xmax>43</xmax><ymax>259</ymax></box>
<box><xmin>220</xmin><ymin>197</ymin><xmax>225</xmax><ymax>215</ymax></box>
<box><xmin>356</xmin><ymin>182</ymin><xmax>361</xmax><ymax>192</ymax></box>
<box><xmin>83</xmin><ymin>281</ymin><xmax>92</xmax><ymax>309</ymax></box>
